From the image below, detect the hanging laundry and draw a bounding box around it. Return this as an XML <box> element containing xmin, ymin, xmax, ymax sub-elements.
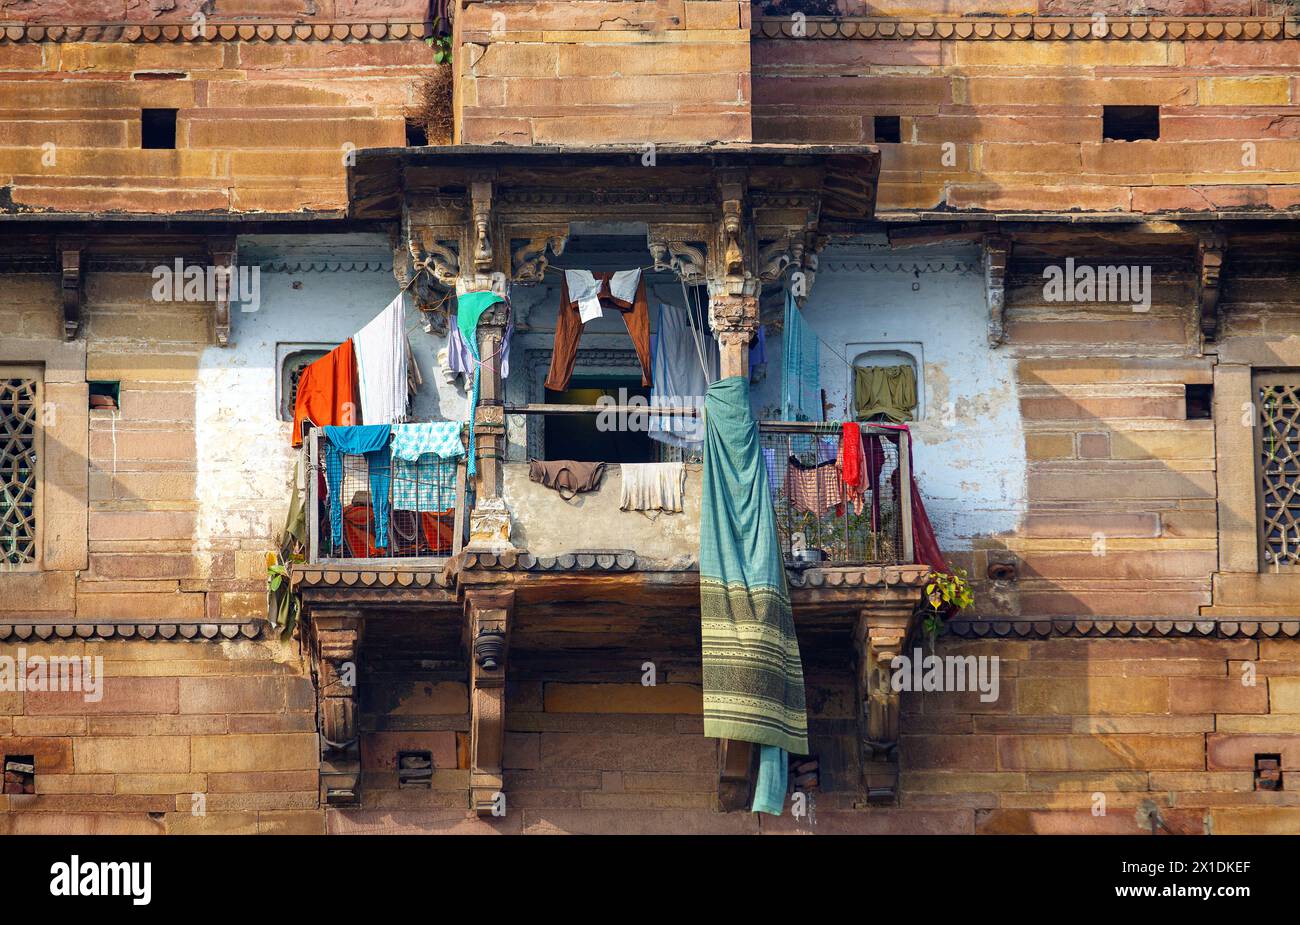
<box><xmin>700</xmin><ymin>376</ymin><xmax>808</xmax><ymax>804</ymax></box>
<box><xmin>836</xmin><ymin>421</ymin><xmax>867</xmax><ymax>515</ymax></box>
<box><xmin>855</xmin><ymin>364</ymin><xmax>917</xmax><ymax>423</ymax></box>
<box><xmin>751</xmin><ymin>745</ymin><xmax>789</xmax><ymax>817</ymax></box>
<box><xmin>456</xmin><ymin>290</ymin><xmax>508</xmax><ymax>478</ymax></box>
<box><xmin>749</xmin><ymin>323</ymin><xmax>767</xmax><ymax>369</ymax></box>
<box><xmin>527</xmin><ymin>459</ymin><xmax>607</xmax><ymax>500</ymax></box>
<box><xmin>784</xmin><ymin>456</ymin><xmax>844</xmax><ymax>517</ymax></box>
<box><xmin>447</xmin><ymin>317</ymin><xmax>512</xmax><ymax>382</ymax></box>
<box><xmin>353</xmin><ymin>294</ymin><xmax>410</xmax><ymax>426</ymax></box>
<box><xmin>867</xmin><ymin>424</ymin><xmax>948</xmax><ymax>573</ymax></box>
<box><xmin>781</xmin><ymin>289</ymin><xmax>820</xmax><ymax>422</ymax></box>
<box><xmin>291</xmin><ymin>339</ymin><xmax>359</xmax><ymax>447</ymax></box>
<box><xmin>545</xmin><ymin>270</ymin><xmax>651</xmax><ymax>392</ymax></box>
<box><xmin>323</xmin><ymin>425</ymin><xmax>392</xmax><ymax>551</ymax></box>
<box><xmin>390</xmin><ymin>421</ymin><xmax>465</xmax><ymax>513</ymax></box>
<box><xmin>619</xmin><ymin>462</ymin><xmax>685</xmax><ymax>514</ymax></box>
<box><xmin>649</xmin><ymin>302</ymin><xmax>717</xmax><ymax>449</ymax></box>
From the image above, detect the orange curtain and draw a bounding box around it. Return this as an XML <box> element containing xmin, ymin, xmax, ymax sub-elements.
<box><xmin>291</xmin><ymin>339</ymin><xmax>360</xmax><ymax>447</ymax></box>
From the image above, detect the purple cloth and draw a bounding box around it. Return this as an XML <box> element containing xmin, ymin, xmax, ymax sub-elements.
<box><xmin>750</xmin><ymin>324</ymin><xmax>767</xmax><ymax>368</ymax></box>
<box><xmin>449</xmin><ymin>315</ymin><xmax>512</xmax><ymax>379</ymax></box>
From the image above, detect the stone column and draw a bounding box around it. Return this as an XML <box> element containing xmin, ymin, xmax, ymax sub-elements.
<box><xmin>709</xmin><ymin>293</ymin><xmax>759</xmax><ymax>381</ymax></box>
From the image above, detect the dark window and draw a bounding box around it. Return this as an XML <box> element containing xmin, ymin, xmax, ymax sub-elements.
<box><xmin>141</xmin><ymin>108</ymin><xmax>178</xmax><ymax>149</ymax></box>
<box><xmin>1185</xmin><ymin>383</ymin><xmax>1213</xmax><ymax>420</ymax></box>
<box><xmin>543</xmin><ymin>376</ymin><xmax>654</xmax><ymax>463</ymax></box>
<box><xmin>874</xmin><ymin>115</ymin><xmax>901</xmax><ymax>144</ymax></box>
<box><xmin>1103</xmin><ymin>105</ymin><xmax>1159</xmax><ymax>141</ymax></box>
<box><xmin>398</xmin><ymin>751</ymin><xmax>433</xmax><ymax>789</ymax></box>
<box><xmin>405</xmin><ymin>121</ymin><xmax>428</xmax><ymax>146</ymax></box>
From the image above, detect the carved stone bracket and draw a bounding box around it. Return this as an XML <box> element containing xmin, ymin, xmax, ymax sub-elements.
<box><xmin>1197</xmin><ymin>233</ymin><xmax>1228</xmax><ymax>343</ymax></box>
<box><xmin>466</xmin><ymin>589</ymin><xmax>514</xmax><ymax>815</ymax></box>
<box><xmin>208</xmin><ymin>237</ymin><xmax>237</xmax><ymax>348</ymax></box>
<box><xmin>57</xmin><ymin>239</ymin><xmax>83</xmax><ymax>341</ymax></box>
<box><xmin>984</xmin><ymin>234</ymin><xmax>1012</xmax><ymax>347</ymax></box>
<box><xmin>310</xmin><ymin>610</ymin><xmax>364</xmax><ymax>807</ymax></box>
<box><xmin>854</xmin><ymin>607</ymin><xmax>912</xmax><ymax>804</ymax></box>
<box><xmin>710</xmin><ymin>293</ymin><xmax>760</xmax><ymax>379</ymax></box>
<box><xmin>511</xmin><ymin>226</ymin><xmax>569</xmax><ymax>285</ymax></box>
<box><xmin>647</xmin><ymin>224</ymin><xmax>708</xmax><ymax>284</ymax></box>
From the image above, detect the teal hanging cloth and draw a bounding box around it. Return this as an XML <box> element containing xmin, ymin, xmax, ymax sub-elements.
<box><xmin>457</xmin><ymin>290</ymin><xmax>507</xmax><ymax>478</ymax></box>
<box><xmin>751</xmin><ymin>744</ymin><xmax>789</xmax><ymax>816</ymax></box>
<box><xmin>700</xmin><ymin>376</ymin><xmax>809</xmax><ymax>749</ymax></box>
<box><xmin>781</xmin><ymin>289</ymin><xmax>820</xmax><ymax>422</ymax></box>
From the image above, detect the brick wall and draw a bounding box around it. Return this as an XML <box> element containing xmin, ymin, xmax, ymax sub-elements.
<box><xmin>0</xmin><ymin>637</ymin><xmax>320</xmax><ymax>835</ymax></box>
<box><xmin>0</xmin><ymin>29</ymin><xmax>428</xmax><ymax>215</ymax></box>
<box><xmin>324</xmin><ymin>632</ymin><xmax>1300</xmax><ymax>834</ymax></box>
<box><xmin>454</xmin><ymin>0</ymin><xmax>753</xmax><ymax>144</ymax></box>
<box><xmin>752</xmin><ymin>28</ymin><xmax>1300</xmax><ymax>214</ymax></box>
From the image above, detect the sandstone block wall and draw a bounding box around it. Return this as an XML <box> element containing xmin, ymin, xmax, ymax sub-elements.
<box><xmin>0</xmin><ymin>637</ymin><xmax>319</xmax><ymax>835</ymax></box>
<box><xmin>455</xmin><ymin>0</ymin><xmax>753</xmax><ymax>144</ymax></box>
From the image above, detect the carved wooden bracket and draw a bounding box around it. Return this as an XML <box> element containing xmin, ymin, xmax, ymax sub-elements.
<box><xmin>1197</xmin><ymin>233</ymin><xmax>1228</xmax><ymax>343</ymax></box>
<box><xmin>647</xmin><ymin>224</ymin><xmax>708</xmax><ymax>284</ymax></box>
<box><xmin>717</xmin><ymin>739</ymin><xmax>758</xmax><ymax>812</ymax></box>
<box><xmin>310</xmin><ymin>610</ymin><xmax>364</xmax><ymax>807</ymax></box>
<box><xmin>854</xmin><ymin>608</ymin><xmax>912</xmax><ymax>804</ymax></box>
<box><xmin>208</xmin><ymin>237</ymin><xmax>237</xmax><ymax>348</ymax></box>
<box><xmin>466</xmin><ymin>589</ymin><xmax>513</xmax><ymax>815</ymax></box>
<box><xmin>57</xmin><ymin>240</ymin><xmax>83</xmax><ymax>341</ymax></box>
<box><xmin>984</xmin><ymin>235</ymin><xmax>1012</xmax><ymax>347</ymax></box>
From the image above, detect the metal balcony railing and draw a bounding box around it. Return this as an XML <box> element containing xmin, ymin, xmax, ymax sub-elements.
<box><xmin>305</xmin><ymin>427</ymin><xmax>471</xmax><ymax>564</ymax></box>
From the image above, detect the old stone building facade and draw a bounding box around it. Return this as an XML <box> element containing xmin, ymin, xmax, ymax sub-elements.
<box><xmin>1</xmin><ymin>0</ymin><xmax>1299</xmax><ymax>835</ymax></box>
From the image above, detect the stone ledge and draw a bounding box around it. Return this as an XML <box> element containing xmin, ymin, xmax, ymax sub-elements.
<box><xmin>947</xmin><ymin>617</ymin><xmax>1300</xmax><ymax>639</ymax></box>
<box><xmin>0</xmin><ymin>621</ymin><xmax>266</xmax><ymax>642</ymax></box>
<box><xmin>0</xmin><ymin>22</ymin><xmax>431</xmax><ymax>44</ymax></box>
<box><xmin>753</xmin><ymin>16</ymin><xmax>1297</xmax><ymax>41</ymax></box>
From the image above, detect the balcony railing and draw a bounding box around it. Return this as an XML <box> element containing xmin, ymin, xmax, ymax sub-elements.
<box><xmin>305</xmin><ymin>427</ymin><xmax>471</xmax><ymax>564</ymax></box>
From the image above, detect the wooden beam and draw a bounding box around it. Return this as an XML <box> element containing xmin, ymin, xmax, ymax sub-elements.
<box><xmin>466</xmin><ymin>588</ymin><xmax>514</xmax><ymax>815</ymax></box>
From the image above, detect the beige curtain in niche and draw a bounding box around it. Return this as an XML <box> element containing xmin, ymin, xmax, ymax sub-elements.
<box><xmin>854</xmin><ymin>364</ymin><xmax>917</xmax><ymax>423</ymax></box>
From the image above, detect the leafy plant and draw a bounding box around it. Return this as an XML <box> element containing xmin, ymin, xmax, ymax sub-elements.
<box><xmin>425</xmin><ymin>33</ymin><xmax>452</xmax><ymax>64</ymax></box>
<box><xmin>267</xmin><ymin>552</ymin><xmax>300</xmax><ymax>639</ymax></box>
<box><xmin>921</xmin><ymin>566</ymin><xmax>974</xmax><ymax>645</ymax></box>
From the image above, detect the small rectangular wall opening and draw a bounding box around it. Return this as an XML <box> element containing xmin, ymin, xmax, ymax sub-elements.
<box><xmin>89</xmin><ymin>380</ymin><xmax>120</xmax><ymax>411</ymax></box>
<box><xmin>1185</xmin><ymin>383</ymin><xmax>1213</xmax><ymax>420</ymax></box>
<box><xmin>141</xmin><ymin>108</ymin><xmax>178</xmax><ymax>149</ymax></box>
<box><xmin>397</xmin><ymin>750</ymin><xmax>433</xmax><ymax>788</ymax></box>
<box><xmin>1103</xmin><ymin>105</ymin><xmax>1159</xmax><ymax>141</ymax></box>
<box><xmin>874</xmin><ymin>115</ymin><xmax>901</xmax><ymax>144</ymax></box>
<box><xmin>1255</xmin><ymin>754</ymin><xmax>1282</xmax><ymax>791</ymax></box>
<box><xmin>4</xmin><ymin>755</ymin><xmax>35</xmax><ymax>794</ymax></box>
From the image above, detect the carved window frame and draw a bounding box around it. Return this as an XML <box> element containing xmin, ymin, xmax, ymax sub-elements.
<box><xmin>1252</xmin><ymin>370</ymin><xmax>1300</xmax><ymax>571</ymax></box>
<box><xmin>0</xmin><ymin>366</ymin><xmax>43</xmax><ymax>573</ymax></box>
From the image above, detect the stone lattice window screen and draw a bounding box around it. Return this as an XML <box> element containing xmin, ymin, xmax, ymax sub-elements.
<box><xmin>0</xmin><ymin>373</ymin><xmax>39</xmax><ymax>567</ymax></box>
<box><xmin>1256</xmin><ymin>375</ymin><xmax>1300</xmax><ymax>568</ymax></box>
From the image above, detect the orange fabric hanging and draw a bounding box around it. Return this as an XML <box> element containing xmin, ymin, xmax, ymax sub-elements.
<box><xmin>291</xmin><ymin>339</ymin><xmax>360</xmax><ymax>447</ymax></box>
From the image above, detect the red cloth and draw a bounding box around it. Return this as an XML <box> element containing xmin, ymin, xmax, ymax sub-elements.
<box><xmin>291</xmin><ymin>339</ymin><xmax>360</xmax><ymax>447</ymax></box>
<box><xmin>837</xmin><ymin>421</ymin><xmax>866</xmax><ymax>515</ymax></box>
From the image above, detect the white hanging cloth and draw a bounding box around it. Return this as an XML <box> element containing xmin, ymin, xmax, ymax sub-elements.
<box><xmin>352</xmin><ymin>293</ymin><xmax>410</xmax><ymax>425</ymax></box>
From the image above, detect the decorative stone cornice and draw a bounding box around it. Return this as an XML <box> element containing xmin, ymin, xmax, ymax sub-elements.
<box><xmin>946</xmin><ymin>618</ymin><xmax>1300</xmax><ymax>639</ymax></box>
<box><xmin>0</xmin><ymin>621</ymin><xmax>266</xmax><ymax>642</ymax></box>
<box><xmin>0</xmin><ymin>21</ymin><xmax>432</xmax><ymax>44</ymax></box>
<box><xmin>753</xmin><ymin>16</ymin><xmax>1299</xmax><ymax>41</ymax></box>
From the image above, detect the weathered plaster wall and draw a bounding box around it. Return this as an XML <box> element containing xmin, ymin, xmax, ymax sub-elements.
<box><xmin>194</xmin><ymin>233</ymin><xmax>468</xmax><ymax>582</ymax></box>
<box><xmin>796</xmin><ymin>244</ymin><xmax>1028</xmax><ymax>551</ymax></box>
<box><xmin>503</xmin><ymin>463</ymin><xmax>701</xmax><ymax>560</ymax></box>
